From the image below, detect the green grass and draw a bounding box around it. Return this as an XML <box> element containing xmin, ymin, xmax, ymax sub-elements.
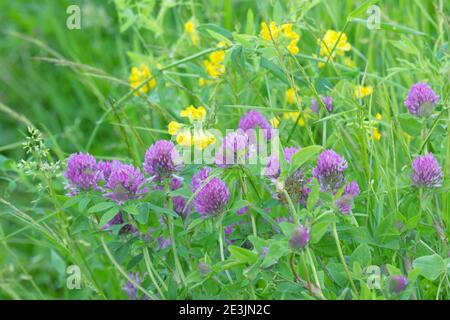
<box><xmin>0</xmin><ymin>0</ymin><xmax>449</xmax><ymax>300</ymax></box>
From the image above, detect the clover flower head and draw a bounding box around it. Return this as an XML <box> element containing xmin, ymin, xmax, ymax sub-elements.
<box><xmin>238</xmin><ymin>110</ymin><xmax>273</xmax><ymax>139</ymax></box>
<box><xmin>390</xmin><ymin>275</ymin><xmax>408</xmax><ymax>294</ymax></box>
<box><xmin>64</xmin><ymin>152</ymin><xmax>102</xmax><ymax>196</ymax></box>
<box><xmin>193</xmin><ymin>177</ymin><xmax>229</xmax><ymax>217</ymax></box>
<box><xmin>143</xmin><ymin>140</ymin><xmax>182</xmax><ymax>180</ymax></box>
<box><xmin>104</xmin><ymin>160</ymin><xmax>148</xmax><ymax>204</ymax></box>
<box><xmin>312</xmin><ymin>149</ymin><xmax>348</xmax><ymax>193</ymax></box>
<box><xmin>97</xmin><ymin>160</ymin><xmax>112</xmax><ymax>181</ymax></box>
<box><xmin>335</xmin><ymin>181</ymin><xmax>360</xmax><ymax>214</ymax></box>
<box><xmin>405</xmin><ymin>82</ymin><xmax>439</xmax><ymax>117</ymax></box>
<box><xmin>215</xmin><ymin>130</ymin><xmax>253</xmax><ymax>167</ymax></box>
<box><xmin>411</xmin><ymin>153</ymin><xmax>442</xmax><ymax>188</ymax></box>
<box><xmin>289</xmin><ymin>225</ymin><xmax>310</xmax><ymax>250</ymax></box>
<box><xmin>191</xmin><ymin>166</ymin><xmax>212</xmax><ymax>193</ymax></box>
<box><xmin>171</xmin><ymin>177</ymin><xmax>191</xmax><ymax>217</ymax></box>
<box><xmin>311</xmin><ymin>96</ymin><xmax>333</xmax><ymax>113</ymax></box>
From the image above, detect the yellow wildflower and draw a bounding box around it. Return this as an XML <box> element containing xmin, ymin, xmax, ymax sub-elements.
<box><xmin>202</xmin><ymin>45</ymin><xmax>226</xmax><ymax>79</ymax></box>
<box><xmin>180</xmin><ymin>105</ymin><xmax>207</xmax><ymax>122</ymax></box>
<box><xmin>372</xmin><ymin>127</ymin><xmax>382</xmax><ymax>141</ymax></box>
<box><xmin>260</xmin><ymin>22</ymin><xmax>300</xmax><ymax>55</ymax></box>
<box><xmin>354</xmin><ymin>85</ymin><xmax>373</xmax><ymax>99</ymax></box>
<box><xmin>129</xmin><ymin>64</ymin><xmax>156</xmax><ymax>96</ymax></box>
<box><xmin>285</xmin><ymin>88</ymin><xmax>300</xmax><ymax>105</ymax></box>
<box><xmin>270</xmin><ymin>117</ymin><xmax>280</xmax><ymax>128</ymax></box>
<box><xmin>193</xmin><ymin>130</ymin><xmax>216</xmax><ymax>150</ymax></box>
<box><xmin>375</xmin><ymin>113</ymin><xmax>382</xmax><ymax>121</ymax></box>
<box><xmin>209</xmin><ymin>50</ymin><xmax>225</xmax><ymax>65</ymax></box>
<box><xmin>318</xmin><ymin>30</ymin><xmax>351</xmax><ymax>58</ymax></box>
<box><xmin>184</xmin><ymin>20</ymin><xmax>199</xmax><ymax>45</ymax></box>
<box><xmin>260</xmin><ymin>21</ymin><xmax>280</xmax><ymax>41</ymax></box>
<box><xmin>176</xmin><ymin>130</ymin><xmax>193</xmax><ymax>146</ymax></box>
<box><xmin>168</xmin><ymin>121</ymin><xmax>183</xmax><ymax>135</ymax></box>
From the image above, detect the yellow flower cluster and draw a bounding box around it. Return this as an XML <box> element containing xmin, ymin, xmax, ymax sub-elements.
<box><xmin>184</xmin><ymin>19</ymin><xmax>200</xmax><ymax>45</ymax></box>
<box><xmin>285</xmin><ymin>87</ymin><xmax>299</xmax><ymax>105</ymax></box>
<box><xmin>203</xmin><ymin>43</ymin><xmax>226</xmax><ymax>78</ymax></box>
<box><xmin>372</xmin><ymin>113</ymin><xmax>382</xmax><ymax>141</ymax></box>
<box><xmin>260</xmin><ymin>22</ymin><xmax>300</xmax><ymax>55</ymax></box>
<box><xmin>129</xmin><ymin>64</ymin><xmax>157</xmax><ymax>96</ymax></box>
<box><xmin>180</xmin><ymin>105</ymin><xmax>207</xmax><ymax>122</ymax></box>
<box><xmin>316</xmin><ymin>30</ymin><xmax>351</xmax><ymax>68</ymax></box>
<box><xmin>168</xmin><ymin>106</ymin><xmax>216</xmax><ymax>150</ymax></box>
<box><xmin>354</xmin><ymin>85</ymin><xmax>373</xmax><ymax>99</ymax></box>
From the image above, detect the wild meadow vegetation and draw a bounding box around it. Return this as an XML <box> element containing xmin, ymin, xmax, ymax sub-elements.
<box><xmin>0</xmin><ymin>0</ymin><xmax>449</xmax><ymax>300</ymax></box>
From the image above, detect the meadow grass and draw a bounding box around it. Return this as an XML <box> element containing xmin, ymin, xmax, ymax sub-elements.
<box><xmin>0</xmin><ymin>0</ymin><xmax>449</xmax><ymax>300</ymax></box>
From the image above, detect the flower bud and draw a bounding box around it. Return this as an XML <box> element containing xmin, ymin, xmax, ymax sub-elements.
<box><xmin>389</xmin><ymin>275</ymin><xmax>408</xmax><ymax>294</ymax></box>
<box><xmin>289</xmin><ymin>225</ymin><xmax>310</xmax><ymax>250</ymax></box>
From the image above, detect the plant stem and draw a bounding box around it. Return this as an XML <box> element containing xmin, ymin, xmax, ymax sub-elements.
<box><xmin>331</xmin><ymin>221</ymin><xmax>358</xmax><ymax>297</ymax></box>
<box><xmin>283</xmin><ymin>189</ymin><xmax>299</xmax><ymax>225</ymax></box>
<box><xmin>218</xmin><ymin>220</ymin><xmax>232</xmax><ymax>281</ymax></box>
<box><xmin>306</xmin><ymin>247</ymin><xmax>325</xmax><ymax>299</ymax></box>
<box><xmin>143</xmin><ymin>248</ymin><xmax>167</xmax><ymax>299</ymax></box>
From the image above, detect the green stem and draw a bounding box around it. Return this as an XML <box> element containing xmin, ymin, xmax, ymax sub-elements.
<box><xmin>283</xmin><ymin>190</ymin><xmax>299</xmax><ymax>225</ymax></box>
<box><xmin>143</xmin><ymin>248</ymin><xmax>166</xmax><ymax>299</ymax></box>
<box><xmin>306</xmin><ymin>247</ymin><xmax>325</xmax><ymax>299</ymax></box>
<box><xmin>218</xmin><ymin>220</ymin><xmax>232</xmax><ymax>281</ymax></box>
<box><xmin>331</xmin><ymin>221</ymin><xmax>358</xmax><ymax>297</ymax></box>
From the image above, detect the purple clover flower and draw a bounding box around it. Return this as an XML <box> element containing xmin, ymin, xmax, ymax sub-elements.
<box><xmin>411</xmin><ymin>153</ymin><xmax>442</xmax><ymax>188</ymax></box>
<box><xmin>289</xmin><ymin>225</ymin><xmax>310</xmax><ymax>250</ymax></box>
<box><xmin>311</xmin><ymin>96</ymin><xmax>333</xmax><ymax>113</ymax></box>
<box><xmin>191</xmin><ymin>166</ymin><xmax>212</xmax><ymax>192</ymax></box>
<box><xmin>238</xmin><ymin>110</ymin><xmax>273</xmax><ymax>139</ymax></box>
<box><xmin>193</xmin><ymin>173</ymin><xmax>229</xmax><ymax>217</ymax></box>
<box><xmin>404</xmin><ymin>82</ymin><xmax>439</xmax><ymax>117</ymax></box>
<box><xmin>143</xmin><ymin>140</ymin><xmax>182</xmax><ymax>180</ymax></box>
<box><xmin>97</xmin><ymin>160</ymin><xmax>112</xmax><ymax>181</ymax></box>
<box><xmin>64</xmin><ymin>152</ymin><xmax>102</xmax><ymax>195</ymax></box>
<box><xmin>335</xmin><ymin>181</ymin><xmax>360</xmax><ymax>214</ymax></box>
<box><xmin>312</xmin><ymin>149</ymin><xmax>348</xmax><ymax>193</ymax></box>
<box><xmin>170</xmin><ymin>177</ymin><xmax>191</xmax><ymax>217</ymax></box>
<box><xmin>215</xmin><ymin>131</ymin><xmax>254</xmax><ymax>167</ymax></box>
<box><xmin>389</xmin><ymin>275</ymin><xmax>408</xmax><ymax>294</ymax></box>
<box><xmin>122</xmin><ymin>272</ymin><xmax>143</xmax><ymax>300</ymax></box>
<box><xmin>104</xmin><ymin>160</ymin><xmax>148</xmax><ymax>204</ymax></box>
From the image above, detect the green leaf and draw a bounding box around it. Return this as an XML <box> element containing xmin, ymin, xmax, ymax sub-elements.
<box><xmin>289</xmin><ymin>145</ymin><xmax>323</xmax><ymax>173</ymax></box>
<box><xmin>350</xmin><ymin>244</ymin><xmax>372</xmax><ymax>267</ymax></box>
<box><xmin>278</xmin><ymin>222</ymin><xmax>296</xmax><ymax>237</ymax></box>
<box><xmin>228</xmin><ymin>246</ymin><xmax>258</xmax><ymax>265</ymax></box>
<box><xmin>348</xmin><ymin>0</ymin><xmax>380</xmax><ymax>20</ymax></box>
<box><xmin>88</xmin><ymin>201</ymin><xmax>116</xmax><ymax>214</ymax></box>
<box><xmin>260</xmin><ymin>57</ymin><xmax>288</xmax><ymax>84</ymax></box>
<box><xmin>78</xmin><ymin>196</ymin><xmax>91</xmax><ymax>212</ymax></box>
<box><xmin>311</xmin><ymin>214</ymin><xmax>335</xmax><ymax>244</ymax></box>
<box><xmin>398</xmin><ymin>114</ymin><xmax>422</xmax><ymax>136</ymax></box>
<box><xmin>245</xmin><ymin>9</ymin><xmax>254</xmax><ymax>35</ymax></box>
<box><xmin>307</xmin><ymin>178</ymin><xmax>319</xmax><ymax>211</ymax></box>
<box><xmin>123</xmin><ymin>203</ymin><xmax>139</xmax><ymax>215</ymax></box>
<box><xmin>412</xmin><ymin>254</ymin><xmax>446</xmax><ymax>281</ymax></box>
<box><xmin>99</xmin><ymin>206</ymin><xmax>121</xmax><ymax>227</ymax></box>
